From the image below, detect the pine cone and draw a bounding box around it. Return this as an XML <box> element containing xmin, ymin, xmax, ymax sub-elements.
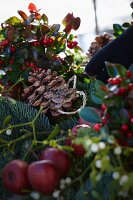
<box><xmin>22</xmin><ymin>68</ymin><xmax>77</xmax><ymax>116</ymax></box>
<box><xmin>87</xmin><ymin>32</ymin><xmax>113</xmax><ymax>59</ymax></box>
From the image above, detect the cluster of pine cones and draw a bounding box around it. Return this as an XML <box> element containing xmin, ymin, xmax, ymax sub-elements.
<box><xmin>87</xmin><ymin>32</ymin><xmax>113</xmax><ymax>59</ymax></box>
<box><xmin>22</xmin><ymin>68</ymin><xmax>77</xmax><ymax>116</ymax></box>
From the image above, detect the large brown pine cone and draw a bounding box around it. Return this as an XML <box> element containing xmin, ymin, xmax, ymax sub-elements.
<box><xmin>22</xmin><ymin>68</ymin><xmax>77</xmax><ymax>116</ymax></box>
<box><xmin>87</xmin><ymin>32</ymin><xmax>113</xmax><ymax>59</ymax></box>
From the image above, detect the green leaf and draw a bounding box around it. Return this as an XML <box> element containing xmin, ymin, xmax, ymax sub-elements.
<box><xmin>42</xmin><ymin>13</ymin><xmax>49</xmax><ymax>24</ymax></box>
<box><xmin>105</xmin><ymin>62</ymin><xmax>126</xmax><ymax>77</ymax></box>
<box><xmin>6</xmin><ymin>16</ymin><xmax>21</xmax><ymax>25</ymax></box>
<box><xmin>3</xmin><ymin>115</ymin><xmax>11</xmax><ymax>126</ymax></box>
<box><xmin>79</xmin><ymin>107</ymin><xmax>102</xmax><ymax>123</ymax></box>
<box><xmin>94</xmin><ymin>80</ymin><xmax>107</xmax><ymax>97</ymax></box>
<box><xmin>106</xmin><ymin>62</ymin><xmax>118</xmax><ymax>77</ymax></box>
<box><xmin>48</xmin><ymin>124</ymin><xmax>60</xmax><ymax>140</ymax></box>
<box><xmin>91</xmin><ymin>93</ymin><xmax>103</xmax><ymax>104</ymax></box>
<box><xmin>122</xmin><ymin>22</ymin><xmax>131</xmax><ymax>28</ymax></box>
<box><xmin>113</xmin><ymin>24</ymin><xmax>124</xmax><ymax>36</ymax></box>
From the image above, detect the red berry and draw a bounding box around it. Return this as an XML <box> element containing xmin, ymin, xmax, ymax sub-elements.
<box><xmin>28</xmin><ymin>160</ymin><xmax>60</xmax><ymax>195</ymax></box>
<box><xmin>117</xmin><ymin>87</ymin><xmax>127</xmax><ymax>95</ymax></box>
<box><xmin>102</xmin><ymin>117</ymin><xmax>107</xmax><ymax>125</ymax></box>
<box><xmin>111</xmin><ymin>77</ymin><xmax>121</xmax><ymax>85</ymax></box>
<box><xmin>10</xmin><ymin>46</ymin><xmax>16</xmax><ymax>53</ymax></box>
<box><xmin>40</xmin><ymin>147</ymin><xmax>71</xmax><ymax>178</ymax></box>
<box><xmin>121</xmin><ymin>124</ymin><xmax>129</xmax><ymax>131</ymax></box>
<box><xmin>107</xmin><ymin>78</ymin><xmax>113</xmax><ymax>83</ymax></box>
<box><xmin>128</xmin><ymin>83</ymin><xmax>133</xmax><ymax>90</ymax></box>
<box><xmin>93</xmin><ymin>123</ymin><xmax>101</xmax><ymax>132</ymax></box>
<box><xmin>31</xmin><ymin>41</ymin><xmax>39</xmax><ymax>46</ymax></box>
<box><xmin>9</xmin><ymin>58</ymin><xmax>14</xmax><ymax>65</ymax></box>
<box><xmin>101</xmin><ymin>104</ymin><xmax>107</xmax><ymax>111</ymax></box>
<box><xmin>48</xmin><ymin>38</ymin><xmax>54</xmax><ymax>44</ymax></box>
<box><xmin>130</xmin><ymin>117</ymin><xmax>133</xmax><ymax>123</ymax></box>
<box><xmin>67</xmin><ymin>42</ymin><xmax>73</xmax><ymax>49</ymax></box>
<box><xmin>2</xmin><ymin>160</ymin><xmax>31</xmax><ymax>195</ymax></box>
<box><xmin>127</xmin><ymin>132</ymin><xmax>133</xmax><ymax>138</ymax></box>
<box><xmin>126</xmin><ymin>70</ymin><xmax>132</xmax><ymax>78</ymax></box>
<box><xmin>72</xmin><ymin>41</ymin><xmax>78</xmax><ymax>47</ymax></box>
<box><xmin>41</xmin><ymin>37</ymin><xmax>53</xmax><ymax>46</ymax></box>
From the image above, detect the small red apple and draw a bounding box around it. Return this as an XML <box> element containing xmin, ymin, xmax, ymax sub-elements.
<box><xmin>2</xmin><ymin>159</ymin><xmax>31</xmax><ymax>195</ymax></box>
<box><xmin>40</xmin><ymin>147</ymin><xmax>71</xmax><ymax>178</ymax></box>
<box><xmin>66</xmin><ymin>124</ymin><xmax>90</xmax><ymax>156</ymax></box>
<box><xmin>28</xmin><ymin>160</ymin><xmax>60</xmax><ymax>195</ymax></box>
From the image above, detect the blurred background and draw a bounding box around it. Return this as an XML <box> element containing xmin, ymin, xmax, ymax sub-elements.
<box><xmin>0</xmin><ymin>0</ymin><xmax>132</xmax><ymax>52</ymax></box>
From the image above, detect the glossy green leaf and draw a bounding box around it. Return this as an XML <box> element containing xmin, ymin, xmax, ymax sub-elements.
<box><xmin>122</xmin><ymin>22</ymin><xmax>131</xmax><ymax>28</ymax></box>
<box><xmin>113</xmin><ymin>24</ymin><xmax>124</xmax><ymax>36</ymax></box>
<box><xmin>79</xmin><ymin>107</ymin><xmax>102</xmax><ymax>123</ymax></box>
<box><xmin>105</xmin><ymin>62</ymin><xmax>126</xmax><ymax>77</ymax></box>
<box><xmin>94</xmin><ymin>79</ymin><xmax>107</xmax><ymax>97</ymax></box>
<box><xmin>91</xmin><ymin>92</ymin><xmax>103</xmax><ymax>104</ymax></box>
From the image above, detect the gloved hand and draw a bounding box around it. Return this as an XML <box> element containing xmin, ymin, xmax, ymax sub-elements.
<box><xmin>85</xmin><ymin>26</ymin><xmax>133</xmax><ymax>83</ymax></box>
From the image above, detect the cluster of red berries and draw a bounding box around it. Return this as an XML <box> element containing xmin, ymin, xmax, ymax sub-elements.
<box><xmin>104</xmin><ymin>69</ymin><xmax>133</xmax><ymax>145</ymax></box>
<box><xmin>30</xmin><ymin>41</ymin><xmax>40</xmax><ymax>46</ymax></box>
<box><xmin>67</xmin><ymin>41</ymin><xmax>78</xmax><ymax>49</ymax></box>
<box><xmin>24</xmin><ymin>62</ymin><xmax>40</xmax><ymax>71</ymax></box>
<box><xmin>107</xmin><ymin>70</ymin><xmax>133</xmax><ymax>95</ymax></box>
<box><xmin>0</xmin><ymin>39</ymin><xmax>9</xmax><ymax>47</ymax></box>
<box><xmin>41</xmin><ymin>37</ymin><xmax>54</xmax><ymax>46</ymax></box>
<box><xmin>2</xmin><ymin>147</ymin><xmax>71</xmax><ymax>195</ymax></box>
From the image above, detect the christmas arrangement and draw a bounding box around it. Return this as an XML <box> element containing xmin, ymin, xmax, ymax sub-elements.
<box><xmin>0</xmin><ymin>2</ymin><xmax>133</xmax><ymax>200</ymax></box>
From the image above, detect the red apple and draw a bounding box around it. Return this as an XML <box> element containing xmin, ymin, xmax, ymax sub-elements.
<box><xmin>40</xmin><ymin>147</ymin><xmax>71</xmax><ymax>178</ymax></box>
<box><xmin>66</xmin><ymin>124</ymin><xmax>90</xmax><ymax>156</ymax></box>
<box><xmin>28</xmin><ymin>160</ymin><xmax>60</xmax><ymax>195</ymax></box>
<box><xmin>2</xmin><ymin>159</ymin><xmax>31</xmax><ymax>195</ymax></box>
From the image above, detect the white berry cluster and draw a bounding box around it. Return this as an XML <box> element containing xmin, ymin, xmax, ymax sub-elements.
<box><xmin>90</xmin><ymin>141</ymin><xmax>106</xmax><ymax>153</ymax></box>
<box><xmin>52</xmin><ymin>177</ymin><xmax>72</xmax><ymax>199</ymax></box>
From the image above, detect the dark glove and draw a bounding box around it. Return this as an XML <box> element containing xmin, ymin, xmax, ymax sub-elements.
<box><xmin>85</xmin><ymin>26</ymin><xmax>133</xmax><ymax>83</ymax></box>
